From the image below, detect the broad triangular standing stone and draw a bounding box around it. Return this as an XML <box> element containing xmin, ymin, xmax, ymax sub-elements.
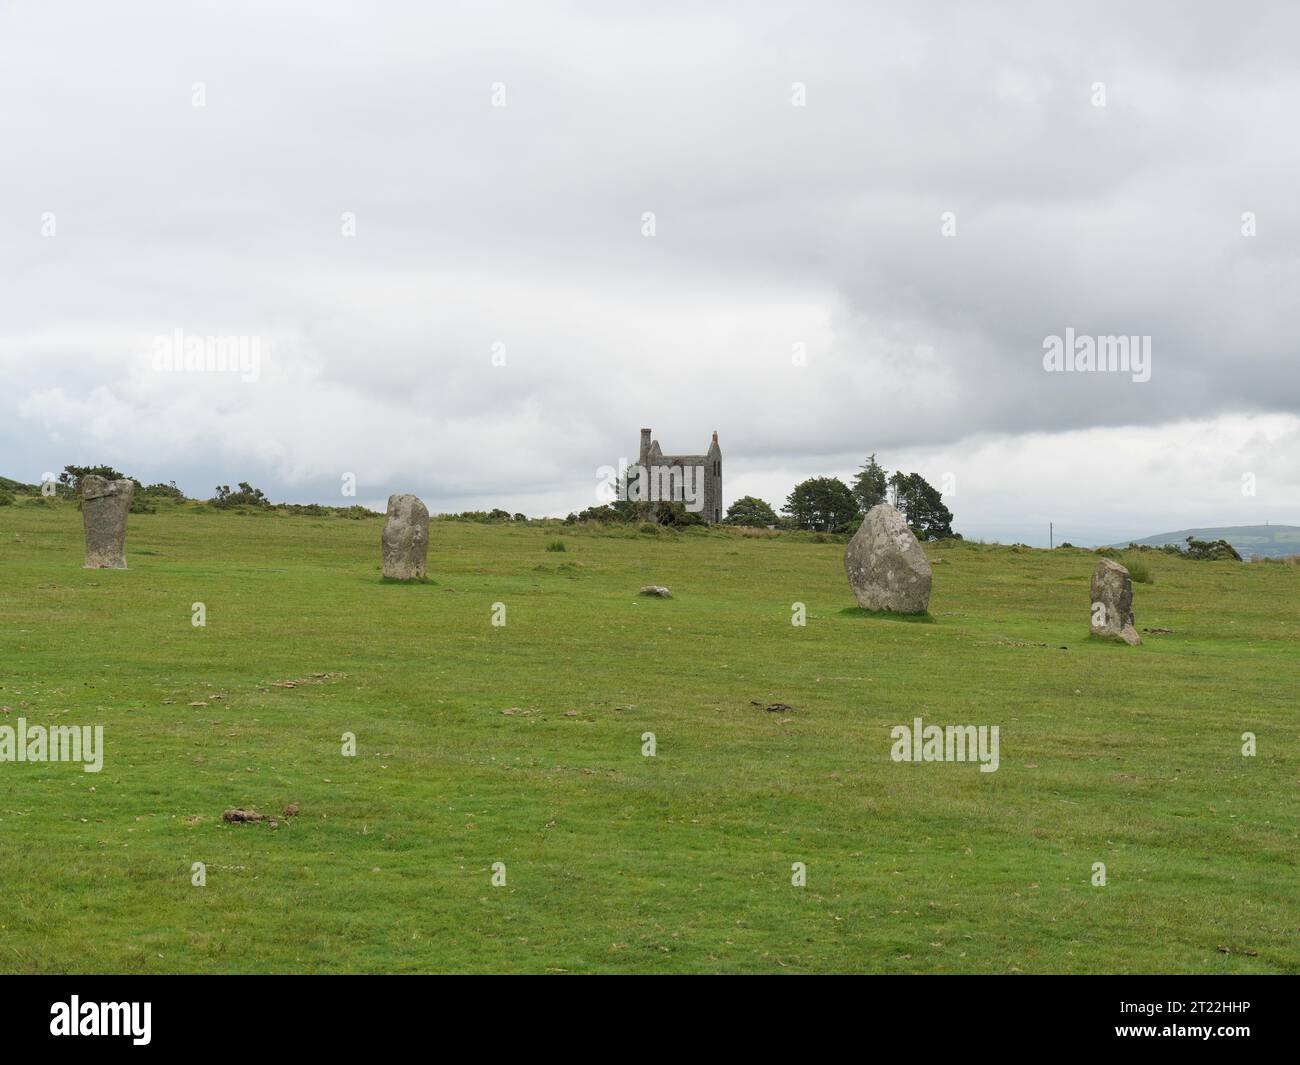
<box><xmin>844</xmin><ymin>503</ymin><xmax>932</xmax><ymax>614</ymax></box>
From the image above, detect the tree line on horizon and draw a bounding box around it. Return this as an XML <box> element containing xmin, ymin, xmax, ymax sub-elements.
<box><xmin>726</xmin><ymin>454</ymin><xmax>956</xmax><ymax>539</ymax></box>
<box><xmin>6</xmin><ymin>460</ymin><xmax>954</xmax><ymax>537</ymax></box>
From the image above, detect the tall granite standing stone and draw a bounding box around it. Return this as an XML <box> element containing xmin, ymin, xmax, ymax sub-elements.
<box><xmin>1090</xmin><ymin>558</ymin><xmax>1141</xmax><ymax>645</ymax></box>
<box><xmin>382</xmin><ymin>494</ymin><xmax>429</xmax><ymax>580</ymax></box>
<box><xmin>81</xmin><ymin>475</ymin><xmax>134</xmax><ymax>569</ymax></box>
<box><xmin>843</xmin><ymin>503</ymin><xmax>932</xmax><ymax>614</ymax></box>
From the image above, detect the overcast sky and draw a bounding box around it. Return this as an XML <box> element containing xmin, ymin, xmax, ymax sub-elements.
<box><xmin>2</xmin><ymin>1</ymin><xmax>1297</xmax><ymax>544</ymax></box>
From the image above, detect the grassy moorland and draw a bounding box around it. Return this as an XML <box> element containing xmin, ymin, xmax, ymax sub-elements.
<box><xmin>0</xmin><ymin>497</ymin><xmax>1297</xmax><ymax>974</ymax></box>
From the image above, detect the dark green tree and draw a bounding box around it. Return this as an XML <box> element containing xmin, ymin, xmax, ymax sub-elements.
<box><xmin>783</xmin><ymin>477</ymin><xmax>860</xmax><ymax>532</ymax></box>
<box><xmin>724</xmin><ymin>495</ymin><xmax>779</xmax><ymax>527</ymax></box>
<box><xmin>610</xmin><ymin>466</ymin><xmax>653</xmax><ymax>522</ymax></box>
<box><xmin>851</xmin><ymin>454</ymin><xmax>888</xmax><ymax>513</ymax></box>
<box><xmin>887</xmin><ymin>471</ymin><xmax>954</xmax><ymax>539</ymax></box>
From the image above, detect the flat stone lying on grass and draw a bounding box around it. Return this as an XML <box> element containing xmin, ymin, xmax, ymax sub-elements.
<box><xmin>639</xmin><ymin>585</ymin><xmax>671</xmax><ymax>597</ymax></box>
<box><xmin>843</xmin><ymin>503</ymin><xmax>932</xmax><ymax>614</ymax></box>
<box><xmin>1090</xmin><ymin>558</ymin><xmax>1142</xmax><ymax>645</ymax></box>
<box><xmin>81</xmin><ymin>475</ymin><xmax>134</xmax><ymax>569</ymax></box>
<box><xmin>381</xmin><ymin>494</ymin><xmax>429</xmax><ymax>580</ymax></box>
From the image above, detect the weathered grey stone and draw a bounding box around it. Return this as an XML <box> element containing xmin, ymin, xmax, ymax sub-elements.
<box><xmin>1090</xmin><ymin>558</ymin><xmax>1141</xmax><ymax>645</ymax></box>
<box><xmin>81</xmin><ymin>475</ymin><xmax>133</xmax><ymax>569</ymax></box>
<box><xmin>844</xmin><ymin>503</ymin><xmax>932</xmax><ymax>613</ymax></box>
<box><xmin>381</xmin><ymin>494</ymin><xmax>429</xmax><ymax>579</ymax></box>
<box><xmin>639</xmin><ymin>585</ymin><xmax>671</xmax><ymax>598</ymax></box>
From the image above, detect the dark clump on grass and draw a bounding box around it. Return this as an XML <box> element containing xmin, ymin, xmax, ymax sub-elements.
<box><xmin>546</xmin><ymin>539</ymin><xmax>567</xmax><ymax>552</ymax></box>
<box><xmin>379</xmin><ymin>575</ymin><xmax>434</xmax><ymax>585</ymax></box>
<box><xmin>838</xmin><ymin>606</ymin><xmax>935</xmax><ymax>623</ymax></box>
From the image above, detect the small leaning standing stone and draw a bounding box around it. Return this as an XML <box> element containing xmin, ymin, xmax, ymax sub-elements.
<box><xmin>1090</xmin><ymin>558</ymin><xmax>1141</xmax><ymax>646</ymax></box>
<box><xmin>81</xmin><ymin>475</ymin><xmax>134</xmax><ymax>569</ymax></box>
<box><xmin>381</xmin><ymin>494</ymin><xmax>429</xmax><ymax>580</ymax></box>
<box><xmin>639</xmin><ymin>586</ymin><xmax>671</xmax><ymax>598</ymax></box>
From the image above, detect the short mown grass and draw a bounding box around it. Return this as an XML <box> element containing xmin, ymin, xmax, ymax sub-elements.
<box><xmin>1</xmin><ymin>501</ymin><xmax>1296</xmax><ymax>973</ymax></box>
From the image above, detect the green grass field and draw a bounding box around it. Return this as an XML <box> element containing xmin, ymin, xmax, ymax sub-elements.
<box><xmin>2</xmin><ymin>499</ymin><xmax>1297</xmax><ymax>973</ymax></box>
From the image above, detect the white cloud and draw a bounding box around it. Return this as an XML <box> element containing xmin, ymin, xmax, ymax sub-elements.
<box><xmin>1</xmin><ymin>1</ymin><xmax>1297</xmax><ymax>543</ymax></box>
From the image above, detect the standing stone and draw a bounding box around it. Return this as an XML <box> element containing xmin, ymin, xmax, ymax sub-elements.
<box><xmin>843</xmin><ymin>503</ymin><xmax>932</xmax><ymax>614</ymax></box>
<box><xmin>1090</xmin><ymin>558</ymin><xmax>1141</xmax><ymax>645</ymax></box>
<box><xmin>381</xmin><ymin>494</ymin><xmax>429</xmax><ymax>580</ymax></box>
<box><xmin>81</xmin><ymin>475</ymin><xmax>134</xmax><ymax>569</ymax></box>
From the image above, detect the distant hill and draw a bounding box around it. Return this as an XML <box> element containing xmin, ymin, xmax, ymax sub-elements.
<box><xmin>1123</xmin><ymin>525</ymin><xmax>1300</xmax><ymax>559</ymax></box>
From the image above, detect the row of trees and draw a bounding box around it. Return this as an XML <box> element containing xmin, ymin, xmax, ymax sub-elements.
<box><xmin>724</xmin><ymin>455</ymin><xmax>956</xmax><ymax>539</ymax></box>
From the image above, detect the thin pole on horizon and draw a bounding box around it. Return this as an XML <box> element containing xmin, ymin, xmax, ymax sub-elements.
<box><xmin>1050</xmin><ymin>522</ymin><xmax>1054</xmax><ymax>550</ymax></box>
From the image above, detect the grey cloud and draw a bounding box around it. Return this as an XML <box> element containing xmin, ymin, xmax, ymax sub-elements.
<box><xmin>1</xmin><ymin>1</ymin><xmax>1297</xmax><ymax>540</ymax></box>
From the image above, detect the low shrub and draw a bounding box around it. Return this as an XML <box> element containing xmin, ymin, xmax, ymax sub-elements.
<box><xmin>140</xmin><ymin>481</ymin><xmax>186</xmax><ymax>500</ymax></box>
<box><xmin>1182</xmin><ymin>536</ymin><xmax>1242</xmax><ymax>561</ymax></box>
<box><xmin>212</xmin><ymin>482</ymin><xmax>271</xmax><ymax>509</ymax></box>
<box><xmin>1120</xmin><ymin>554</ymin><xmax>1153</xmax><ymax>584</ymax></box>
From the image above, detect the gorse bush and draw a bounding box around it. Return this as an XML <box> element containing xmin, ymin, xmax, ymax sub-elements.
<box><xmin>653</xmin><ymin>501</ymin><xmax>705</xmax><ymax>527</ymax></box>
<box><xmin>565</xmin><ymin>505</ymin><xmax>628</xmax><ymax>524</ymax></box>
<box><xmin>59</xmin><ymin>464</ymin><xmax>130</xmax><ymax>493</ymax></box>
<box><xmin>212</xmin><ymin>482</ymin><xmax>271</xmax><ymax>509</ymax></box>
<box><xmin>140</xmin><ymin>480</ymin><xmax>186</xmax><ymax>499</ymax></box>
<box><xmin>1183</xmin><ymin>536</ymin><xmax>1242</xmax><ymax>561</ymax></box>
<box><xmin>546</xmin><ymin>539</ymin><xmax>567</xmax><ymax>552</ymax></box>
